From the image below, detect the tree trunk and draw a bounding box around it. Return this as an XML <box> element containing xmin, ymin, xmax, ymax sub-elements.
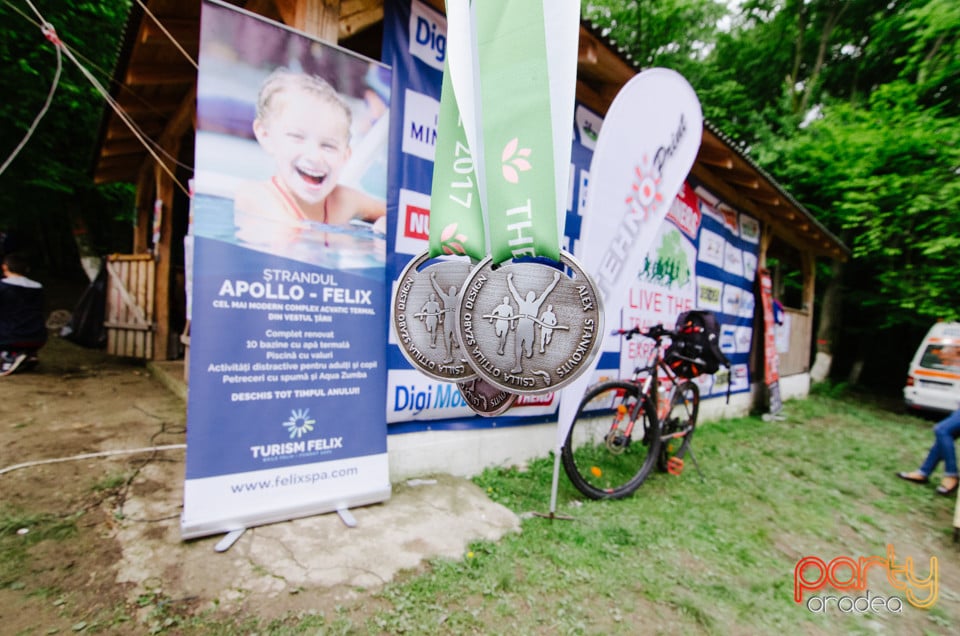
<box><xmin>810</xmin><ymin>259</ymin><xmax>842</xmax><ymax>382</ymax></box>
<box><xmin>847</xmin><ymin>330</ymin><xmax>869</xmax><ymax>386</ymax></box>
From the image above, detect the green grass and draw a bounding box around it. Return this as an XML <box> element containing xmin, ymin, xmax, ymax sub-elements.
<box><xmin>0</xmin><ymin>508</ymin><xmax>79</xmax><ymax>588</ymax></box>
<box><xmin>345</xmin><ymin>392</ymin><xmax>955</xmax><ymax>635</ymax></box>
<box><xmin>4</xmin><ymin>393</ymin><xmax>956</xmax><ymax>634</ymax></box>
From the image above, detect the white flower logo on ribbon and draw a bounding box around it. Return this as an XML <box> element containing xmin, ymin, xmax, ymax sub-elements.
<box><xmin>439</xmin><ymin>222</ymin><xmax>469</xmax><ymax>255</ymax></box>
<box><xmin>501</xmin><ymin>138</ymin><xmax>532</xmax><ymax>183</ymax></box>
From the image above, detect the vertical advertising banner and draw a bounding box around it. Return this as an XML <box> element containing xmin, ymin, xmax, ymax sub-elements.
<box><xmin>183</xmin><ymin>0</ymin><xmax>390</xmax><ymax>539</ymax></box>
<box><xmin>382</xmin><ymin>1</ymin><xmax>760</xmax><ymax>437</ymax></box>
<box><xmin>758</xmin><ymin>267</ymin><xmax>782</xmax><ymax>414</ymax></box>
<box><xmin>616</xmin><ymin>184</ymin><xmax>699</xmax><ymax>387</ymax></box>
<box><xmin>382</xmin><ymin>0</ymin><xmax>562</xmax><ymax>429</ymax></box>
<box><xmin>695</xmin><ymin>197</ymin><xmax>759</xmax><ymax>397</ymax></box>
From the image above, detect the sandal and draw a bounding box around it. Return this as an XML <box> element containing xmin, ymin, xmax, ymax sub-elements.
<box><xmin>936</xmin><ymin>479</ymin><xmax>959</xmax><ymax>496</ymax></box>
<box><xmin>896</xmin><ymin>471</ymin><xmax>929</xmax><ymax>485</ymax></box>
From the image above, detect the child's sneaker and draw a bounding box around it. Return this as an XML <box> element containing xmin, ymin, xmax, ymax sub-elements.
<box><xmin>0</xmin><ymin>352</ymin><xmax>28</xmax><ymax>376</ymax></box>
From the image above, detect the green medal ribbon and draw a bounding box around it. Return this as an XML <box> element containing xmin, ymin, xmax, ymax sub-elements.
<box><xmin>428</xmin><ymin>59</ymin><xmax>487</xmax><ymax>262</ymax></box>
<box><xmin>475</xmin><ymin>0</ymin><xmax>559</xmax><ymax>264</ymax></box>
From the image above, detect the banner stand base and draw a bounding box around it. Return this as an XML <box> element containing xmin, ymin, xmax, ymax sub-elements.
<box><xmin>214</xmin><ymin>528</ymin><xmax>245</xmax><ymax>553</ymax></box>
<box><xmin>336</xmin><ymin>507</ymin><xmax>357</xmax><ymax>528</ymax></box>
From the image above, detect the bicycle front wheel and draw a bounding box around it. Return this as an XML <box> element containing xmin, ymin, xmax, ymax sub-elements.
<box><xmin>658</xmin><ymin>380</ymin><xmax>700</xmax><ymax>472</ymax></box>
<box><xmin>561</xmin><ymin>381</ymin><xmax>661</xmax><ymax>499</ymax></box>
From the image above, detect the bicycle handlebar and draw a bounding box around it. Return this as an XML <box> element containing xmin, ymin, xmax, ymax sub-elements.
<box><xmin>611</xmin><ymin>324</ymin><xmax>676</xmax><ymax>340</ymax></box>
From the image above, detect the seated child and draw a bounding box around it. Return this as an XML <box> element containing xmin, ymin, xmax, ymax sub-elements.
<box><xmin>234</xmin><ymin>69</ymin><xmax>386</xmax><ymax>240</ymax></box>
<box><xmin>0</xmin><ymin>253</ymin><xmax>47</xmax><ymax>376</ymax></box>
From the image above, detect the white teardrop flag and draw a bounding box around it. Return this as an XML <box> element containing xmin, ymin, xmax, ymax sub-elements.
<box><xmin>551</xmin><ymin>68</ymin><xmax>703</xmax><ymax>510</ymax></box>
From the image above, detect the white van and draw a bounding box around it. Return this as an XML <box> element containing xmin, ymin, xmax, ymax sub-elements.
<box><xmin>904</xmin><ymin>322</ymin><xmax>960</xmax><ymax>414</ymax></box>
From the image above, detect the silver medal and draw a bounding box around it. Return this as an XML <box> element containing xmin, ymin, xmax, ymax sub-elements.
<box><xmin>454</xmin><ymin>251</ymin><xmax>603</xmax><ymax>395</ymax></box>
<box><xmin>392</xmin><ymin>252</ymin><xmax>476</xmax><ymax>382</ymax></box>
<box><xmin>457</xmin><ymin>377</ymin><xmax>518</xmax><ymax>417</ymax></box>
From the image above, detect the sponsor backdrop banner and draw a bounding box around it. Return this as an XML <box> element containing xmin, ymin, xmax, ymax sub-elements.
<box><xmin>758</xmin><ymin>267</ymin><xmax>782</xmax><ymax>413</ymax></box>
<box><xmin>589</xmin><ymin>182</ymin><xmax>758</xmax><ymax>397</ymax></box>
<box><xmin>382</xmin><ymin>0</ymin><xmax>757</xmax><ymax>433</ymax></box>
<box><xmin>183</xmin><ymin>0</ymin><xmax>391</xmax><ymax>539</ymax></box>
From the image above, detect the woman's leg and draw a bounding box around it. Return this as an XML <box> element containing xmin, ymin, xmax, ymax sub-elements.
<box><xmin>917</xmin><ymin>440</ymin><xmax>942</xmax><ymax>477</ymax></box>
<box><xmin>901</xmin><ymin>409</ymin><xmax>960</xmax><ymax>491</ymax></box>
<box><xmin>932</xmin><ymin>409</ymin><xmax>960</xmax><ymax>476</ymax></box>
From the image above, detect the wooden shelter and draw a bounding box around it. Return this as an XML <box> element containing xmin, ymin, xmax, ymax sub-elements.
<box><xmin>92</xmin><ymin>0</ymin><xmax>847</xmax><ymax>385</ymax></box>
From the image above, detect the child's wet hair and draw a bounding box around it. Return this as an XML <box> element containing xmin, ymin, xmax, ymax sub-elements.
<box><xmin>256</xmin><ymin>68</ymin><xmax>352</xmax><ymax>132</ymax></box>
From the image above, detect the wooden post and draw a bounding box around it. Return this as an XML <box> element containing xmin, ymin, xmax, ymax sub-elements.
<box><xmin>151</xmin><ymin>86</ymin><xmax>197</xmax><ymax>359</ymax></box>
<box><xmin>801</xmin><ymin>250</ymin><xmax>816</xmax><ymax>313</ymax></box>
<box><xmin>274</xmin><ymin>0</ymin><xmax>341</xmax><ymax>41</ymax></box>
<box><xmin>759</xmin><ymin>222</ymin><xmax>773</xmax><ymax>271</ymax></box>
<box><xmin>153</xmin><ymin>165</ymin><xmax>174</xmax><ymax>359</ymax></box>
<box><xmin>133</xmin><ymin>163</ymin><xmax>153</xmax><ymax>255</ymax></box>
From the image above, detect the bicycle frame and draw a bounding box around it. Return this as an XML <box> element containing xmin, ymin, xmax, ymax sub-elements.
<box><xmin>626</xmin><ymin>330</ymin><xmax>684</xmax><ymax>423</ymax></box>
<box><xmin>560</xmin><ymin>324</ymin><xmax>703</xmax><ymax>499</ymax></box>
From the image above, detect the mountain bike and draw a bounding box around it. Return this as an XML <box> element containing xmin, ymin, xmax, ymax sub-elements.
<box><xmin>560</xmin><ymin>324</ymin><xmax>702</xmax><ymax>499</ymax></box>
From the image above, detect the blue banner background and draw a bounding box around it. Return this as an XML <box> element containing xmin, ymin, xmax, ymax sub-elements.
<box><xmin>381</xmin><ymin>0</ymin><xmax>756</xmax><ymax>431</ymax></box>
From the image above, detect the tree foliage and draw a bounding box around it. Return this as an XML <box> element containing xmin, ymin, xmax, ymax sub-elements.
<box><xmin>0</xmin><ymin>0</ymin><xmax>133</xmax><ymax>270</ymax></box>
<box><xmin>586</xmin><ymin>0</ymin><xmax>960</xmax><ymax>380</ymax></box>
<box><xmin>766</xmin><ymin>83</ymin><xmax>960</xmax><ymax>327</ymax></box>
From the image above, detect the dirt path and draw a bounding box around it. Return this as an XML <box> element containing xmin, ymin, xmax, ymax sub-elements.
<box><xmin>0</xmin><ymin>334</ymin><xmax>522</xmax><ymax>635</ymax></box>
<box><xmin>0</xmin><ymin>336</ymin><xmax>190</xmax><ymax>633</ymax></box>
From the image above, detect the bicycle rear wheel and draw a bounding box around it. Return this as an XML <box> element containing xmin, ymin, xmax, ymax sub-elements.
<box><xmin>561</xmin><ymin>381</ymin><xmax>661</xmax><ymax>499</ymax></box>
<box><xmin>658</xmin><ymin>380</ymin><xmax>700</xmax><ymax>472</ymax></box>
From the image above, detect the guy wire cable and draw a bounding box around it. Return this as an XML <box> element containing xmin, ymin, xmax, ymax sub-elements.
<box><xmin>12</xmin><ymin>0</ymin><xmax>198</xmax><ymax>174</ymax></box>
<box><xmin>133</xmin><ymin>0</ymin><xmax>198</xmax><ymax>68</ymax></box>
<box><xmin>0</xmin><ymin>21</ymin><xmax>61</xmax><ymax>177</ymax></box>
<box><xmin>7</xmin><ymin>0</ymin><xmax>194</xmax><ymax>193</ymax></box>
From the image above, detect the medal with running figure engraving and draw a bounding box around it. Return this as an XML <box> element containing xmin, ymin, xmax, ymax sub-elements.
<box><xmin>455</xmin><ymin>251</ymin><xmax>602</xmax><ymax>395</ymax></box>
<box><xmin>392</xmin><ymin>253</ymin><xmax>476</xmax><ymax>382</ymax></box>
<box><xmin>457</xmin><ymin>376</ymin><xmax>518</xmax><ymax>417</ymax></box>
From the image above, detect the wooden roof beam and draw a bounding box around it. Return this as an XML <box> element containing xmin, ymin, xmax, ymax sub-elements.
<box><xmin>103</xmin><ymin>121</ymin><xmax>165</xmax><ymax>140</ymax></box>
<box><xmin>115</xmin><ymin>93</ymin><xmax>185</xmax><ymax>116</ymax></box>
<box><xmin>691</xmin><ymin>163</ymin><xmax>837</xmax><ymax>258</ymax></box>
<box><xmin>340</xmin><ymin>0</ymin><xmax>384</xmax><ymax>38</ymax></box>
<box><xmin>744</xmin><ymin>191</ymin><xmax>784</xmax><ymax>207</ymax></box>
<box><xmin>724</xmin><ymin>172</ymin><xmax>761</xmax><ymax>190</ymax></box>
<box><xmin>140</xmin><ymin>18</ymin><xmax>199</xmax><ymax>45</ymax></box>
<box><xmin>243</xmin><ymin>0</ymin><xmax>283</xmax><ymax>23</ymax></box>
<box><xmin>578</xmin><ymin>36</ymin><xmax>599</xmax><ymax>66</ymax></box>
<box><xmin>577</xmin><ymin>30</ymin><xmax>635</xmax><ymax>86</ymax></box>
<box><xmin>691</xmin><ymin>164</ymin><xmax>767</xmax><ymax>222</ymax></box>
<box><xmin>125</xmin><ymin>64</ymin><xmax>197</xmax><ymax>86</ymax></box>
<box><xmin>158</xmin><ymin>86</ymin><xmax>198</xmax><ymax>148</ymax></box>
<box><xmin>94</xmin><ymin>167</ymin><xmax>140</xmax><ymax>184</ymax></box>
<box><xmin>697</xmin><ymin>145</ymin><xmax>733</xmax><ymax>169</ymax></box>
<box><xmin>575</xmin><ymin>80</ymin><xmax>607</xmax><ymax>116</ymax></box>
<box><xmin>97</xmin><ymin>153</ymin><xmax>147</xmax><ymax>168</ymax></box>
<box><xmin>275</xmin><ymin>0</ymin><xmax>340</xmax><ymax>41</ymax></box>
<box><xmin>100</xmin><ymin>140</ymin><xmax>149</xmax><ymax>157</ymax></box>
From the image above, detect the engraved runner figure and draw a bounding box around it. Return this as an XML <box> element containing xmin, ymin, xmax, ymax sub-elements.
<box><xmin>508</xmin><ymin>271</ymin><xmax>561</xmax><ymax>373</ymax></box>
<box><xmin>420</xmin><ymin>293</ymin><xmax>441</xmax><ymax>348</ymax></box>
<box><xmin>430</xmin><ymin>272</ymin><xmax>460</xmax><ymax>363</ymax></box>
<box><xmin>489</xmin><ymin>296</ymin><xmax>515</xmax><ymax>355</ymax></box>
<box><xmin>539</xmin><ymin>304</ymin><xmax>557</xmax><ymax>353</ymax></box>
<box><xmin>462</xmin><ymin>378</ymin><xmax>487</xmax><ymax>411</ymax></box>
